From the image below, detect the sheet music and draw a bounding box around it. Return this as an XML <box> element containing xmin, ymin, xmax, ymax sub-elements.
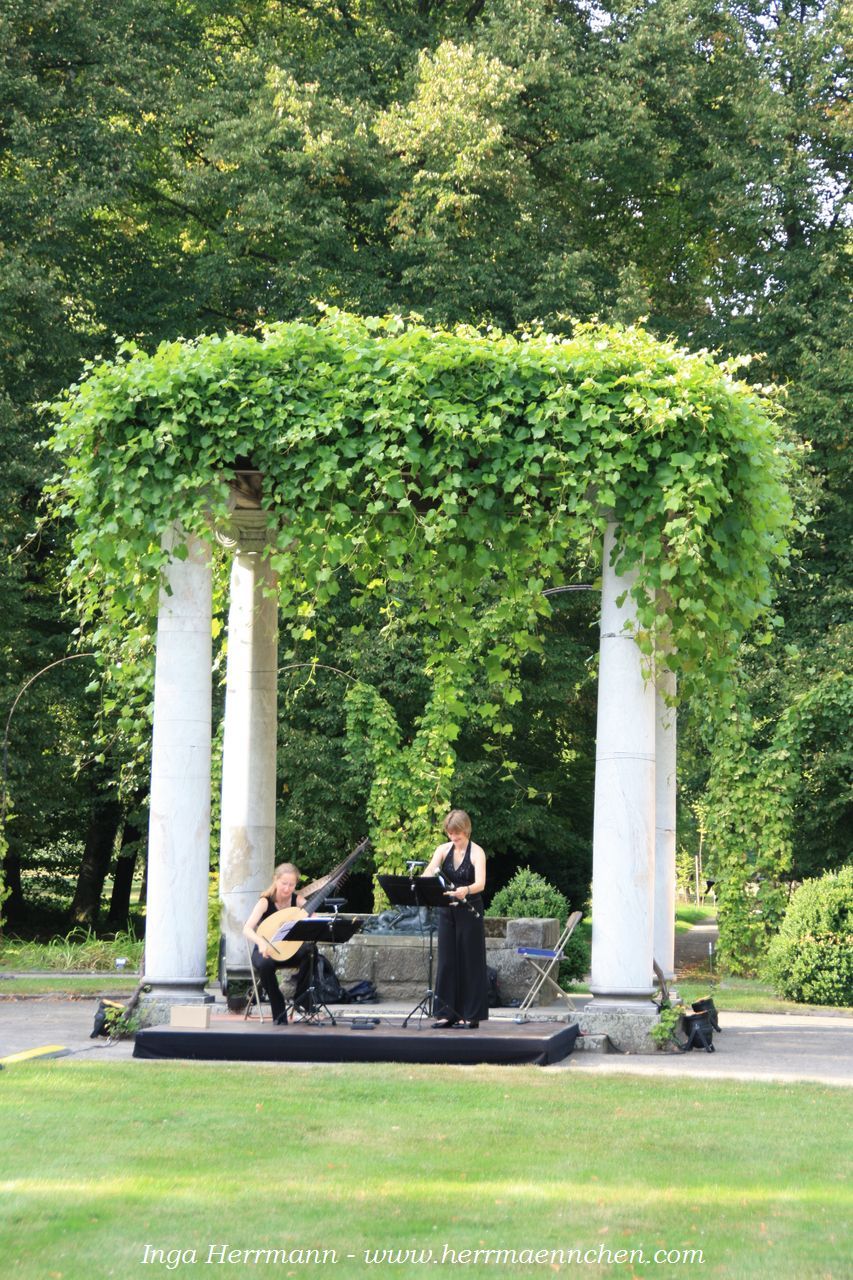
<box><xmin>271</xmin><ymin>915</ymin><xmax>335</xmax><ymax>942</ymax></box>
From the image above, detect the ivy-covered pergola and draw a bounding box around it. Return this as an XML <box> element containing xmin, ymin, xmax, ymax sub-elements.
<box><xmin>49</xmin><ymin>310</ymin><xmax>793</xmax><ymax>1029</ymax></box>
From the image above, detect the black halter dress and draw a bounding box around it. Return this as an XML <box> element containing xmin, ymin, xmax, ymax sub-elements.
<box><xmin>433</xmin><ymin>841</ymin><xmax>489</xmax><ymax>1024</ymax></box>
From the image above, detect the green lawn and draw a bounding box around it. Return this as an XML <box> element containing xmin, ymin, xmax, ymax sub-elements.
<box><xmin>676</xmin><ymin>976</ymin><xmax>853</xmax><ymax>1018</ymax></box>
<box><xmin>675</xmin><ymin>904</ymin><xmax>717</xmax><ymax>932</ymax></box>
<box><xmin>0</xmin><ymin>1062</ymin><xmax>849</xmax><ymax>1278</ymax></box>
<box><xmin>0</xmin><ymin>976</ymin><xmax>139</xmax><ymax>998</ymax></box>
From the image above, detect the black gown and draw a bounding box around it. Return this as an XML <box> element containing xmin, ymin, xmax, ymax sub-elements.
<box><xmin>433</xmin><ymin>841</ymin><xmax>489</xmax><ymax>1024</ymax></box>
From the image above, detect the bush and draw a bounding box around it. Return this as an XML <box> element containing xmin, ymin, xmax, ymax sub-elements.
<box><xmin>764</xmin><ymin>867</ymin><xmax>853</xmax><ymax>1007</ymax></box>
<box><xmin>487</xmin><ymin>866</ymin><xmax>589</xmax><ymax>983</ymax></box>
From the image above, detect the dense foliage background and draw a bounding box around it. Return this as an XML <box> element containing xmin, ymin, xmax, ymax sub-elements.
<box><xmin>1</xmin><ymin>0</ymin><xmax>849</xmax><ymax>968</ymax></box>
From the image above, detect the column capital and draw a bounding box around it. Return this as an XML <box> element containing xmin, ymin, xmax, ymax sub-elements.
<box><xmin>216</xmin><ymin>510</ymin><xmax>275</xmax><ymax>555</ymax></box>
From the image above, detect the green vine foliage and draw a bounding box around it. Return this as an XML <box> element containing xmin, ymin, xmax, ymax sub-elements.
<box><xmin>345</xmin><ymin>679</ymin><xmax>460</xmax><ymax>907</ymax></box>
<box><xmin>706</xmin><ymin>672</ymin><xmax>852</xmax><ymax>974</ymax></box>
<box><xmin>46</xmin><ymin>310</ymin><xmax>795</xmax><ymax>731</ymax></box>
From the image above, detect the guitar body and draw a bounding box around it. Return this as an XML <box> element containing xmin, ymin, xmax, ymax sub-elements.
<box><xmin>256</xmin><ymin>907</ymin><xmax>308</xmax><ymax>962</ymax></box>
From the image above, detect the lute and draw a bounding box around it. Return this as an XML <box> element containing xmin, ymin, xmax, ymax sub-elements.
<box><xmin>256</xmin><ymin>836</ymin><xmax>371</xmax><ymax>962</ymax></box>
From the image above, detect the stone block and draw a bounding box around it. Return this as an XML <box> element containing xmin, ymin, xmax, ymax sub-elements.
<box><xmin>576</xmin><ymin>1002</ymin><xmax>660</xmax><ymax>1054</ymax></box>
<box><xmin>317</xmin><ymin>942</ymin><xmax>375</xmax><ymax>985</ymax></box>
<box><xmin>574</xmin><ymin>1032</ymin><xmax>614</xmax><ymax>1054</ymax></box>
<box><xmin>489</xmin><ymin>949</ymin><xmax>539</xmax><ymax>1004</ymax></box>
<box><xmin>506</xmin><ymin>917</ymin><xmax>559</xmax><ymax>949</ymax></box>
<box><xmin>372</xmin><ymin>944</ymin><xmax>431</xmax><ymax>985</ymax></box>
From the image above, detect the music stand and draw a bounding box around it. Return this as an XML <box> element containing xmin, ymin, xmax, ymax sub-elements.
<box><xmin>284</xmin><ymin>916</ymin><xmax>362</xmax><ymax>1025</ymax></box>
<box><xmin>378</xmin><ymin>874</ymin><xmax>450</xmax><ymax>1027</ymax></box>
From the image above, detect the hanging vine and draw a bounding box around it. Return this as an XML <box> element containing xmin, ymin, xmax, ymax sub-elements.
<box><xmin>43</xmin><ymin>309</ymin><xmax>803</xmax><ymax>906</ymax></box>
<box><xmin>45</xmin><ymin>309</ymin><xmax>796</xmax><ymax>723</ymax></box>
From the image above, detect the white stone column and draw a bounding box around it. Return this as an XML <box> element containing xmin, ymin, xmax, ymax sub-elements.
<box><xmin>589</xmin><ymin>524</ymin><xmax>656</xmax><ymax>1004</ymax></box>
<box><xmin>144</xmin><ymin>525</ymin><xmax>213</xmax><ymax>1001</ymax></box>
<box><xmin>654</xmin><ymin>661</ymin><xmax>677</xmax><ymax>981</ymax></box>
<box><xmin>218</xmin><ymin>515</ymin><xmax>279</xmax><ymax>984</ymax></box>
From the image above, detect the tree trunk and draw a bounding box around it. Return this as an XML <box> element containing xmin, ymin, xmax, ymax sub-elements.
<box><xmin>68</xmin><ymin>796</ymin><xmax>122</xmax><ymax>927</ymax></box>
<box><xmin>106</xmin><ymin>817</ymin><xmax>142</xmax><ymax>929</ymax></box>
<box><xmin>1</xmin><ymin>843</ymin><xmax>26</xmax><ymax>927</ymax></box>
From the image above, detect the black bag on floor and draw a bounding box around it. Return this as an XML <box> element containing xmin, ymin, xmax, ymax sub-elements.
<box><xmin>345</xmin><ymin>980</ymin><xmax>378</xmax><ymax>1003</ymax></box>
<box><xmin>294</xmin><ymin>952</ymin><xmax>344</xmax><ymax>1008</ymax></box>
<box><xmin>487</xmin><ymin>965</ymin><xmax>501</xmax><ymax>1008</ymax></box>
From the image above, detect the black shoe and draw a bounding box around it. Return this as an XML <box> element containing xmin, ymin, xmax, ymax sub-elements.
<box><xmin>274</xmin><ymin>1012</ymin><xmax>288</xmax><ymax>1026</ymax></box>
<box><xmin>431</xmin><ymin>1018</ymin><xmax>458</xmax><ymax>1029</ymax></box>
<box><xmin>456</xmin><ymin>1020</ymin><xmax>479</xmax><ymax>1029</ymax></box>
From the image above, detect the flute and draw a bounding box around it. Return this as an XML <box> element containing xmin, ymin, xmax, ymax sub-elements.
<box><xmin>435</xmin><ymin>867</ymin><xmax>478</xmax><ymax>916</ymax></box>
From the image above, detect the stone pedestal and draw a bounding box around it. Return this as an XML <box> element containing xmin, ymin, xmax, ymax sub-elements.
<box><xmin>143</xmin><ymin>525</ymin><xmax>213</xmax><ymax>1008</ymax></box>
<box><xmin>589</xmin><ymin>524</ymin><xmax>656</xmax><ymax>1003</ymax></box>
<box><xmin>218</xmin><ymin>515</ymin><xmax>279</xmax><ymax>984</ymax></box>
<box><xmin>310</xmin><ymin>917</ymin><xmax>562</xmax><ymax>1005</ymax></box>
<box><xmin>575</xmin><ymin>1002</ymin><xmax>661</xmax><ymax>1054</ymax></box>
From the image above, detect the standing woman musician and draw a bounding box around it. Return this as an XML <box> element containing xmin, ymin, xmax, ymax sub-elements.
<box><xmin>243</xmin><ymin>863</ymin><xmax>306</xmax><ymax>1025</ymax></box>
<box><xmin>423</xmin><ymin>809</ymin><xmax>489</xmax><ymax>1029</ymax></box>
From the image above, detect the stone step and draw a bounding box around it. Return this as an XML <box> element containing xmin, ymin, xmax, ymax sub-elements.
<box><xmin>575</xmin><ymin>1032</ymin><xmax>614</xmax><ymax>1054</ymax></box>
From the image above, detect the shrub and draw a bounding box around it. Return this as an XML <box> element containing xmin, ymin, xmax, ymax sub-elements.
<box><xmin>765</xmin><ymin>867</ymin><xmax>853</xmax><ymax>1007</ymax></box>
<box><xmin>487</xmin><ymin>866</ymin><xmax>589</xmax><ymax>983</ymax></box>
<box><xmin>489</xmin><ymin>866</ymin><xmax>570</xmax><ymax>924</ymax></box>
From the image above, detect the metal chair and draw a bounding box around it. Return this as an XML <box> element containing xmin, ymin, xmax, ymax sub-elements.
<box><xmin>515</xmin><ymin>911</ymin><xmax>583</xmax><ymax>1018</ymax></box>
<box><xmin>244</xmin><ymin>938</ymin><xmax>267</xmax><ymax>1022</ymax></box>
<box><xmin>244</xmin><ymin>938</ymin><xmax>298</xmax><ymax>1024</ymax></box>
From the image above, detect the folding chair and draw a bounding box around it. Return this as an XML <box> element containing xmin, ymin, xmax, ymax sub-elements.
<box><xmin>244</xmin><ymin>938</ymin><xmax>267</xmax><ymax>1022</ymax></box>
<box><xmin>516</xmin><ymin>910</ymin><xmax>583</xmax><ymax>1017</ymax></box>
<box><xmin>243</xmin><ymin>939</ymin><xmax>298</xmax><ymax>1024</ymax></box>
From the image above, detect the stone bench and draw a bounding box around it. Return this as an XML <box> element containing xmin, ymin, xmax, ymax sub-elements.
<box><xmin>317</xmin><ymin>916</ymin><xmax>562</xmax><ymax>1005</ymax></box>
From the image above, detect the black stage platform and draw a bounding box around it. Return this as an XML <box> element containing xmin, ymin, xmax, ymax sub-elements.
<box><xmin>133</xmin><ymin>1014</ymin><xmax>579</xmax><ymax>1067</ymax></box>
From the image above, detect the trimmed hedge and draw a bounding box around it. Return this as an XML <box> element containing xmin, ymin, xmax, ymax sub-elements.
<box><xmin>487</xmin><ymin>866</ymin><xmax>589</xmax><ymax>983</ymax></box>
<box><xmin>764</xmin><ymin>867</ymin><xmax>853</xmax><ymax>1007</ymax></box>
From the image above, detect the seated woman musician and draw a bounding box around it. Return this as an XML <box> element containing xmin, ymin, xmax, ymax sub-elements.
<box><xmin>243</xmin><ymin>862</ymin><xmax>308</xmax><ymax>1026</ymax></box>
<box><xmin>422</xmin><ymin>809</ymin><xmax>489</xmax><ymax>1030</ymax></box>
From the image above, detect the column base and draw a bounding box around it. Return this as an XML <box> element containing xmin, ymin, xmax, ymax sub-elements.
<box><xmin>577</xmin><ymin>997</ymin><xmax>661</xmax><ymax>1054</ymax></box>
<box><xmin>139</xmin><ymin>982</ymin><xmax>213</xmax><ymax>1027</ymax></box>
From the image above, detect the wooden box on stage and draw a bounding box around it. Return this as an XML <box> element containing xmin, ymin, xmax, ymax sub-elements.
<box><xmin>169</xmin><ymin>1004</ymin><xmax>211</xmax><ymax>1029</ymax></box>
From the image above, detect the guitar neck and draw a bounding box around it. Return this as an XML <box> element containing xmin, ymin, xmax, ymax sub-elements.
<box><xmin>303</xmin><ymin>837</ymin><xmax>371</xmax><ymax>916</ymax></box>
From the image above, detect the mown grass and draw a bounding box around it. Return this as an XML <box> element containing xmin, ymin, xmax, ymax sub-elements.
<box><xmin>0</xmin><ymin>1062</ymin><xmax>849</xmax><ymax>1279</ymax></box>
<box><xmin>677</xmin><ymin>975</ymin><xmax>853</xmax><ymax>1018</ymax></box>
<box><xmin>675</xmin><ymin>904</ymin><xmax>717</xmax><ymax>932</ymax></box>
<box><xmin>0</xmin><ymin>976</ymin><xmax>139</xmax><ymax>998</ymax></box>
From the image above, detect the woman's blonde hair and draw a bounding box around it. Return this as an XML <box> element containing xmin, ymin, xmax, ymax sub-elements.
<box><xmin>443</xmin><ymin>809</ymin><xmax>472</xmax><ymax>837</ymax></box>
<box><xmin>262</xmin><ymin>862</ymin><xmax>300</xmax><ymax>899</ymax></box>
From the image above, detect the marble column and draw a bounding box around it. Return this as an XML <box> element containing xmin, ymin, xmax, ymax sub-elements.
<box><xmin>654</xmin><ymin>661</ymin><xmax>677</xmax><ymax>981</ymax></box>
<box><xmin>143</xmin><ymin>524</ymin><xmax>213</xmax><ymax>1002</ymax></box>
<box><xmin>218</xmin><ymin>513</ymin><xmax>279</xmax><ymax>985</ymax></box>
<box><xmin>588</xmin><ymin>524</ymin><xmax>656</xmax><ymax>1004</ymax></box>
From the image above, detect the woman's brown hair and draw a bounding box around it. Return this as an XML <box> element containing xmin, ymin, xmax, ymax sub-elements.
<box><xmin>443</xmin><ymin>809</ymin><xmax>472</xmax><ymax>837</ymax></box>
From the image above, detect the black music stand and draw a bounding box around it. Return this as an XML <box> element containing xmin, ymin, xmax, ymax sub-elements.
<box><xmin>378</xmin><ymin>874</ymin><xmax>450</xmax><ymax>1027</ymax></box>
<box><xmin>284</xmin><ymin>916</ymin><xmax>362</xmax><ymax>1025</ymax></box>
